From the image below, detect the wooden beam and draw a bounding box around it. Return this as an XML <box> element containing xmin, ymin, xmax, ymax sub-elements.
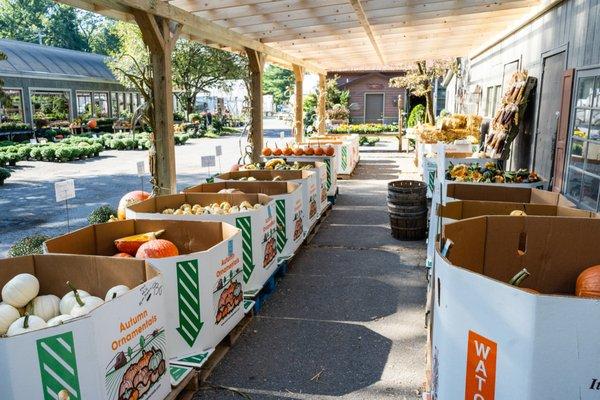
<box><xmin>57</xmin><ymin>0</ymin><xmax>326</xmax><ymax>75</ymax></box>
<box><xmin>317</xmin><ymin>74</ymin><xmax>326</xmax><ymax>135</ymax></box>
<box><xmin>293</xmin><ymin>64</ymin><xmax>304</xmax><ymax>143</ymax></box>
<box><xmin>348</xmin><ymin>0</ymin><xmax>385</xmax><ymax>64</ymax></box>
<box><xmin>132</xmin><ymin>10</ymin><xmax>178</xmax><ymax>194</ymax></box>
<box><xmin>245</xmin><ymin>47</ymin><xmax>266</xmax><ymax>163</ymax></box>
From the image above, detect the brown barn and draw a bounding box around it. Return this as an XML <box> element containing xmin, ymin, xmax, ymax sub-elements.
<box><xmin>328</xmin><ymin>71</ymin><xmax>405</xmax><ymax>124</ymax></box>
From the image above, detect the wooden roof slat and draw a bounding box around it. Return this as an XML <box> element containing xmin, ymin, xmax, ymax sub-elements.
<box><xmin>349</xmin><ymin>0</ymin><xmax>386</xmax><ymax>64</ymax></box>
<box><xmin>194</xmin><ymin>0</ymin><xmax>349</xmax><ymax>20</ymax></box>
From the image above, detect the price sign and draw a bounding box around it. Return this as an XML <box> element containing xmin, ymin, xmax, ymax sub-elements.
<box><xmin>201</xmin><ymin>155</ymin><xmax>216</xmax><ymax>168</ymax></box>
<box><xmin>137</xmin><ymin>161</ymin><xmax>145</xmax><ymax>176</ymax></box>
<box><xmin>215</xmin><ymin>145</ymin><xmax>222</xmax><ymax>156</ymax></box>
<box><xmin>55</xmin><ymin>179</ymin><xmax>75</xmax><ymax>202</ymax></box>
<box><xmin>29</xmin><ymin>138</ymin><xmax>37</xmax><ymax>144</ymax></box>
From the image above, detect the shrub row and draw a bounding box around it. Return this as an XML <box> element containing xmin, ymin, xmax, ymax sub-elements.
<box><xmin>0</xmin><ymin>142</ymin><xmax>104</xmax><ymax>165</ymax></box>
<box><xmin>329</xmin><ymin>123</ymin><xmax>398</xmax><ymax>134</ymax></box>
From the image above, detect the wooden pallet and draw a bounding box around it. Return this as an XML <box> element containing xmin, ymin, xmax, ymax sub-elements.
<box><xmin>166</xmin><ymin>370</ymin><xmax>199</xmax><ymax>400</ymax></box>
<box><xmin>198</xmin><ymin>310</ymin><xmax>255</xmax><ymax>382</ymax></box>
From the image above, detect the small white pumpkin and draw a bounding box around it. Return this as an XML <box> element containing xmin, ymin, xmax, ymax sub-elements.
<box><xmin>105</xmin><ymin>285</ymin><xmax>130</xmax><ymax>301</ymax></box>
<box><xmin>0</xmin><ymin>304</ymin><xmax>21</xmax><ymax>335</ymax></box>
<box><xmin>1</xmin><ymin>273</ymin><xmax>39</xmax><ymax>308</ymax></box>
<box><xmin>60</xmin><ymin>288</ymin><xmax>91</xmax><ymax>315</ymax></box>
<box><xmin>6</xmin><ymin>314</ymin><xmax>47</xmax><ymax>336</ymax></box>
<box><xmin>26</xmin><ymin>294</ymin><xmax>60</xmax><ymax>322</ymax></box>
<box><xmin>47</xmin><ymin>314</ymin><xmax>73</xmax><ymax>327</ymax></box>
<box><xmin>58</xmin><ymin>389</ymin><xmax>71</xmax><ymax>400</ymax></box>
<box><xmin>70</xmin><ymin>296</ymin><xmax>104</xmax><ymax>317</ymax></box>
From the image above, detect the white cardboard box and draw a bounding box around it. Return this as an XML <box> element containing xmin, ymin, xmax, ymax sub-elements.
<box><xmin>267</xmin><ymin>156</ymin><xmax>338</xmax><ymax>197</ymax></box>
<box><xmin>125</xmin><ymin>194</ymin><xmax>277</xmax><ymax>296</ymax></box>
<box><xmin>44</xmin><ymin>219</ymin><xmax>246</xmax><ymax>360</ymax></box>
<box><xmin>184</xmin><ymin>181</ymin><xmax>305</xmax><ymax>261</ymax></box>
<box><xmin>0</xmin><ymin>254</ymin><xmax>170</xmax><ymax>400</ymax></box>
<box><xmin>432</xmin><ymin>216</ymin><xmax>600</xmax><ymax>400</ymax></box>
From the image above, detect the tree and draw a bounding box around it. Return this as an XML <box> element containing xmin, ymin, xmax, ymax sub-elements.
<box><xmin>172</xmin><ymin>39</ymin><xmax>247</xmax><ymax>118</ymax></box>
<box><xmin>303</xmin><ymin>76</ymin><xmax>350</xmax><ymax>131</ymax></box>
<box><xmin>263</xmin><ymin>65</ymin><xmax>295</xmax><ymax>107</ymax></box>
<box><xmin>77</xmin><ymin>10</ymin><xmax>120</xmax><ymax>55</ymax></box>
<box><xmin>389</xmin><ymin>60</ymin><xmax>456</xmax><ymax>125</ymax></box>
<box><xmin>45</xmin><ymin>5</ymin><xmax>88</xmax><ymax>51</ymax></box>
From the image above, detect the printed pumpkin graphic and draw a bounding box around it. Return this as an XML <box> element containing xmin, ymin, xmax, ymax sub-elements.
<box><xmin>293</xmin><ymin>215</ymin><xmax>303</xmax><ymax>241</ymax></box>
<box><xmin>215</xmin><ymin>280</ymin><xmax>243</xmax><ymax>324</ymax></box>
<box><xmin>118</xmin><ymin>347</ymin><xmax>166</xmax><ymax>400</ymax></box>
<box><xmin>309</xmin><ymin>197</ymin><xmax>317</xmax><ymax>218</ymax></box>
<box><xmin>263</xmin><ymin>235</ymin><xmax>276</xmax><ymax>267</ymax></box>
<box><xmin>321</xmin><ymin>186</ymin><xmax>327</xmax><ymax>202</ymax></box>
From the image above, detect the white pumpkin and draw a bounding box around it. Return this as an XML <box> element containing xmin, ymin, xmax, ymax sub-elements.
<box><xmin>58</xmin><ymin>389</ymin><xmax>71</xmax><ymax>400</ymax></box>
<box><xmin>70</xmin><ymin>296</ymin><xmax>104</xmax><ymax>317</ymax></box>
<box><xmin>6</xmin><ymin>315</ymin><xmax>47</xmax><ymax>336</ymax></box>
<box><xmin>47</xmin><ymin>314</ymin><xmax>73</xmax><ymax>327</ymax></box>
<box><xmin>26</xmin><ymin>294</ymin><xmax>60</xmax><ymax>322</ymax></box>
<box><xmin>105</xmin><ymin>285</ymin><xmax>130</xmax><ymax>301</ymax></box>
<box><xmin>0</xmin><ymin>301</ymin><xmax>25</xmax><ymax>316</ymax></box>
<box><xmin>0</xmin><ymin>304</ymin><xmax>21</xmax><ymax>335</ymax></box>
<box><xmin>1</xmin><ymin>273</ymin><xmax>39</xmax><ymax>308</ymax></box>
<box><xmin>60</xmin><ymin>289</ymin><xmax>91</xmax><ymax>315</ymax></box>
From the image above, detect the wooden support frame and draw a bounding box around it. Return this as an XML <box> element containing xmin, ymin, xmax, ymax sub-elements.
<box><xmin>348</xmin><ymin>0</ymin><xmax>386</xmax><ymax>65</ymax></box>
<box><xmin>317</xmin><ymin>74</ymin><xmax>327</xmax><ymax>134</ymax></box>
<box><xmin>293</xmin><ymin>64</ymin><xmax>304</xmax><ymax>143</ymax></box>
<box><xmin>246</xmin><ymin>47</ymin><xmax>266</xmax><ymax>163</ymax></box>
<box><xmin>132</xmin><ymin>10</ymin><xmax>181</xmax><ymax>194</ymax></box>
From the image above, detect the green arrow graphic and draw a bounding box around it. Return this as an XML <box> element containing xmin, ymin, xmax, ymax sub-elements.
<box><xmin>341</xmin><ymin>146</ymin><xmax>348</xmax><ymax>170</ymax></box>
<box><xmin>176</xmin><ymin>260</ymin><xmax>204</xmax><ymax>347</ymax></box>
<box><xmin>325</xmin><ymin>158</ymin><xmax>332</xmax><ymax>190</ymax></box>
<box><xmin>275</xmin><ymin>199</ymin><xmax>287</xmax><ymax>252</ymax></box>
<box><xmin>236</xmin><ymin>216</ymin><xmax>255</xmax><ymax>283</ymax></box>
<box><xmin>37</xmin><ymin>331</ymin><xmax>81</xmax><ymax>400</ymax></box>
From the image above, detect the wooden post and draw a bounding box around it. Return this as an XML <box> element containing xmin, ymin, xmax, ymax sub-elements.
<box><xmin>245</xmin><ymin>48</ymin><xmax>265</xmax><ymax>163</ymax></box>
<box><xmin>317</xmin><ymin>74</ymin><xmax>326</xmax><ymax>135</ymax></box>
<box><xmin>132</xmin><ymin>10</ymin><xmax>180</xmax><ymax>195</ymax></box>
<box><xmin>397</xmin><ymin>93</ymin><xmax>404</xmax><ymax>152</ymax></box>
<box><xmin>293</xmin><ymin>64</ymin><xmax>304</xmax><ymax>143</ymax></box>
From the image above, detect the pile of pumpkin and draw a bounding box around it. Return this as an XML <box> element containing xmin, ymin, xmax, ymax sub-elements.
<box><xmin>262</xmin><ymin>144</ymin><xmax>334</xmax><ymax>157</ymax></box>
<box><xmin>112</xmin><ymin>229</ymin><xmax>179</xmax><ymax>259</ymax></box>
<box><xmin>0</xmin><ymin>274</ymin><xmax>130</xmax><ymax>336</ymax></box>
<box><xmin>162</xmin><ymin>201</ymin><xmax>262</xmax><ymax>216</ymax></box>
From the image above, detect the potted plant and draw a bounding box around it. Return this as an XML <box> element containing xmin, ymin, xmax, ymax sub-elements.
<box><xmin>0</xmin><ymin>167</ymin><xmax>11</xmax><ymax>185</ymax></box>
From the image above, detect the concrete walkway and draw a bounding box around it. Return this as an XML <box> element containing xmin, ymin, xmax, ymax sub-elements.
<box><xmin>199</xmin><ymin>150</ymin><xmax>427</xmax><ymax>399</ymax></box>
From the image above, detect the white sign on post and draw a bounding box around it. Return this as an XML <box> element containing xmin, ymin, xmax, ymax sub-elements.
<box><xmin>29</xmin><ymin>138</ymin><xmax>37</xmax><ymax>144</ymax></box>
<box><xmin>137</xmin><ymin>160</ymin><xmax>145</xmax><ymax>176</ymax></box>
<box><xmin>215</xmin><ymin>145</ymin><xmax>222</xmax><ymax>156</ymax></box>
<box><xmin>201</xmin><ymin>155</ymin><xmax>216</xmax><ymax>168</ymax></box>
<box><xmin>55</xmin><ymin>179</ymin><xmax>76</xmax><ymax>202</ymax></box>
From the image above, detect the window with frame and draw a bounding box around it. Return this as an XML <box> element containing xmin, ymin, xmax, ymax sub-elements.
<box><xmin>0</xmin><ymin>88</ymin><xmax>24</xmax><ymax>122</ymax></box>
<box><xmin>564</xmin><ymin>70</ymin><xmax>600</xmax><ymax>211</ymax></box>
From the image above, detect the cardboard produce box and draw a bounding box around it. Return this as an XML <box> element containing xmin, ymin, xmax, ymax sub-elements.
<box><xmin>184</xmin><ymin>181</ymin><xmax>304</xmax><ymax>261</ymax></box>
<box><xmin>305</xmin><ymin>136</ymin><xmax>358</xmax><ymax>175</ymax></box>
<box><xmin>432</xmin><ymin>216</ymin><xmax>600</xmax><ymax>400</ymax></box>
<box><xmin>0</xmin><ymin>254</ymin><xmax>170</xmax><ymax>400</ymax></box>
<box><xmin>265</xmin><ymin>156</ymin><xmax>338</xmax><ymax>197</ymax></box>
<box><xmin>124</xmin><ymin>193</ymin><xmax>277</xmax><ymax>296</ymax></box>
<box><xmin>44</xmin><ymin>219</ymin><xmax>245</xmax><ymax>361</ymax></box>
<box><xmin>427</xmin><ymin>200</ymin><xmax>596</xmax><ymax>266</ymax></box>
<box><xmin>215</xmin><ymin>170</ymin><xmax>320</xmax><ymax>229</ymax></box>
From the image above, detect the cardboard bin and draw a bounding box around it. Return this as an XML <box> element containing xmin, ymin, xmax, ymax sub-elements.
<box><xmin>184</xmin><ymin>181</ymin><xmax>304</xmax><ymax>260</ymax></box>
<box><xmin>432</xmin><ymin>216</ymin><xmax>600</xmax><ymax>400</ymax></box>
<box><xmin>124</xmin><ymin>193</ymin><xmax>277</xmax><ymax>296</ymax></box>
<box><xmin>264</xmin><ymin>156</ymin><xmax>338</xmax><ymax>197</ymax></box>
<box><xmin>44</xmin><ymin>219</ymin><xmax>245</xmax><ymax>361</ymax></box>
<box><xmin>0</xmin><ymin>254</ymin><xmax>170</xmax><ymax>400</ymax></box>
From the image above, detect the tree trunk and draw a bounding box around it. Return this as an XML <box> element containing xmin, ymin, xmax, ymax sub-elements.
<box><xmin>425</xmin><ymin>92</ymin><xmax>435</xmax><ymax>125</ymax></box>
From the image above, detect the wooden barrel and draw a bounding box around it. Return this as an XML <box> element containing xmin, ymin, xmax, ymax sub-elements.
<box><xmin>387</xmin><ymin>180</ymin><xmax>427</xmax><ymax>240</ymax></box>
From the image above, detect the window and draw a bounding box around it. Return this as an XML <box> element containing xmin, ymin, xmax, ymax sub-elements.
<box><xmin>76</xmin><ymin>91</ymin><xmax>93</xmax><ymax>117</ymax></box>
<box><xmin>564</xmin><ymin>71</ymin><xmax>600</xmax><ymax>211</ymax></box>
<box><xmin>485</xmin><ymin>85</ymin><xmax>502</xmax><ymax>117</ymax></box>
<box><xmin>31</xmin><ymin>90</ymin><xmax>70</xmax><ymax>126</ymax></box>
<box><xmin>110</xmin><ymin>92</ymin><xmax>118</xmax><ymax>118</ymax></box>
<box><xmin>93</xmin><ymin>92</ymin><xmax>109</xmax><ymax>117</ymax></box>
<box><xmin>0</xmin><ymin>88</ymin><xmax>24</xmax><ymax>122</ymax></box>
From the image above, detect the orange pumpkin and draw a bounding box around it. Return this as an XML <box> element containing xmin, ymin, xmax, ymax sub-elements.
<box><xmin>262</xmin><ymin>147</ymin><xmax>272</xmax><ymax>156</ymax></box>
<box><xmin>293</xmin><ymin>147</ymin><xmax>304</xmax><ymax>156</ymax></box>
<box><xmin>314</xmin><ymin>146</ymin><xmax>324</xmax><ymax>156</ymax></box>
<box><xmin>87</xmin><ymin>119</ymin><xmax>97</xmax><ymax>129</ymax></box>
<box><xmin>324</xmin><ymin>145</ymin><xmax>335</xmax><ymax>156</ymax></box>
<box><xmin>273</xmin><ymin>146</ymin><xmax>283</xmax><ymax>156</ymax></box>
<box><xmin>135</xmin><ymin>239</ymin><xmax>179</xmax><ymax>259</ymax></box>
<box><xmin>114</xmin><ymin>230</ymin><xmax>165</xmax><ymax>256</ymax></box>
<box><xmin>576</xmin><ymin>265</ymin><xmax>600</xmax><ymax>298</ymax></box>
<box><xmin>117</xmin><ymin>190</ymin><xmax>151</xmax><ymax>220</ymax></box>
<box><xmin>304</xmin><ymin>146</ymin><xmax>314</xmax><ymax>156</ymax></box>
<box><xmin>283</xmin><ymin>145</ymin><xmax>293</xmax><ymax>156</ymax></box>
<box><xmin>113</xmin><ymin>252</ymin><xmax>133</xmax><ymax>258</ymax></box>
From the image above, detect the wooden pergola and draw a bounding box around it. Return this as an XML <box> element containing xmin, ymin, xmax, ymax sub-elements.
<box><xmin>60</xmin><ymin>0</ymin><xmax>558</xmax><ymax>194</ymax></box>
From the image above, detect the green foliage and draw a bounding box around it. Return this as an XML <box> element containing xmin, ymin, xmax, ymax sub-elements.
<box><xmin>263</xmin><ymin>65</ymin><xmax>295</xmax><ymax>106</ymax></box>
<box><xmin>359</xmin><ymin>136</ymin><xmax>381</xmax><ymax>146</ymax></box>
<box><xmin>330</xmin><ymin>123</ymin><xmax>397</xmax><ymax>134</ymax></box>
<box><xmin>407</xmin><ymin>104</ymin><xmax>425</xmax><ymax>127</ymax></box>
<box><xmin>8</xmin><ymin>234</ymin><xmax>50</xmax><ymax>257</ymax></box>
<box><xmin>0</xmin><ymin>166</ymin><xmax>10</xmax><ymax>184</ymax></box>
<box><xmin>88</xmin><ymin>205</ymin><xmax>117</xmax><ymax>224</ymax></box>
<box><xmin>0</xmin><ymin>122</ymin><xmax>30</xmax><ymax>132</ymax></box>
